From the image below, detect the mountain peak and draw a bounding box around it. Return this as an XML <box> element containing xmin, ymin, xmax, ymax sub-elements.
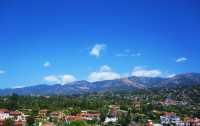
<box><xmin>0</xmin><ymin>73</ymin><xmax>200</xmax><ymax>96</ymax></box>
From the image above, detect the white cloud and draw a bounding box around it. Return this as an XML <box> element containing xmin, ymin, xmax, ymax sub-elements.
<box><xmin>131</xmin><ymin>67</ymin><xmax>161</xmax><ymax>77</ymax></box>
<box><xmin>61</xmin><ymin>75</ymin><xmax>76</xmax><ymax>84</ymax></box>
<box><xmin>176</xmin><ymin>57</ymin><xmax>187</xmax><ymax>63</ymax></box>
<box><xmin>167</xmin><ymin>74</ymin><xmax>176</xmax><ymax>78</ymax></box>
<box><xmin>90</xmin><ymin>44</ymin><xmax>106</xmax><ymax>57</ymax></box>
<box><xmin>43</xmin><ymin>61</ymin><xmax>51</xmax><ymax>68</ymax></box>
<box><xmin>0</xmin><ymin>70</ymin><xmax>5</xmax><ymax>75</ymax></box>
<box><xmin>44</xmin><ymin>75</ymin><xmax>60</xmax><ymax>83</ymax></box>
<box><xmin>88</xmin><ymin>65</ymin><xmax>121</xmax><ymax>82</ymax></box>
<box><xmin>44</xmin><ymin>74</ymin><xmax>76</xmax><ymax>84</ymax></box>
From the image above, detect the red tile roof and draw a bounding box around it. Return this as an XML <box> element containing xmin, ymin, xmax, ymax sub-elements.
<box><xmin>163</xmin><ymin>112</ymin><xmax>176</xmax><ymax>116</ymax></box>
<box><xmin>10</xmin><ymin>111</ymin><xmax>22</xmax><ymax>116</ymax></box>
<box><xmin>0</xmin><ymin>109</ymin><xmax>9</xmax><ymax>113</ymax></box>
<box><xmin>79</xmin><ymin>113</ymin><xmax>100</xmax><ymax>117</ymax></box>
<box><xmin>65</xmin><ymin>116</ymin><xmax>84</xmax><ymax>121</ymax></box>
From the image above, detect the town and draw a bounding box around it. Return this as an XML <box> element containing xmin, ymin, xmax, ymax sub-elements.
<box><xmin>0</xmin><ymin>86</ymin><xmax>199</xmax><ymax>126</ymax></box>
<box><xmin>0</xmin><ymin>104</ymin><xmax>199</xmax><ymax>126</ymax></box>
<box><xmin>1</xmin><ymin>0</ymin><xmax>200</xmax><ymax>125</ymax></box>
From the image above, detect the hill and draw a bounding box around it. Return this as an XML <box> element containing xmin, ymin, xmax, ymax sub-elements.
<box><xmin>0</xmin><ymin>73</ymin><xmax>200</xmax><ymax>96</ymax></box>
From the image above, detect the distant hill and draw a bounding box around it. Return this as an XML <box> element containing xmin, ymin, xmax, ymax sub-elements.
<box><xmin>0</xmin><ymin>73</ymin><xmax>200</xmax><ymax>96</ymax></box>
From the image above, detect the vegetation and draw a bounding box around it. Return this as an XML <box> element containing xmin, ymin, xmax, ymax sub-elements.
<box><xmin>0</xmin><ymin>85</ymin><xmax>199</xmax><ymax>125</ymax></box>
<box><xmin>65</xmin><ymin>120</ymin><xmax>88</xmax><ymax>126</ymax></box>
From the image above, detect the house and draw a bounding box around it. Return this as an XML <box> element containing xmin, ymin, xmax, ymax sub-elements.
<box><xmin>160</xmin><ymin>98</ymin><xmax>176</xmax><ymax>106</ymax></box>
<box><xmin>39</xmin><ymin>109</ymin><xmax>48</xmax><ymax>117</ymax></box>
<box><xmin>160</xmin><ymin>112</ymin><xmax>181</xmax><ymax>125</ymax></box>
<box><xmin>65</xmin><ymin>115</ymin><xmax>83</xmax><ymax>123</ymax></box>
<box><xmin>35</xmin><ymin>109</ymin><xmax>49</xmax><ymax>121</ymax></box>
<box><xmin>50</xmin><ymin>111</ymin><xmax>64</xmax><ymax>120</ymax></box>
<box><xmin>65</xmin><ymin>112</ymin><xmax>100</xmax><ymax>123</ymax></box>
<box><xmin>185</xmin><ymin>118</ymin><xmax>200</xmax><ymax>126</ymax></box>
<box><xmin>132</xmin><ymin>101</ymin><xmax>141</xmax><ymax>110</ymax></box>
<box><xmin>104</xmin><ymin>117</ymin><xmax>117</xmax><ymax>123</ymax></box>
<box><xmin>38</xmin><ymin>109</ymin><xmax>48</xmax><ymax>120</ymax></box>
<box><xmin>78</xmin><ymin>113</ymin><xmax>100</xmax><ymax>121</ymax></box>
<box><xmin>109</xmin><ymin>105</ymin><xmax>120</xmax><ymax>117</ymax></box>
<box><xmin>0</xmin><ymin>109</ymin><xmax>10</xmax><ymax>120</ymax></box>
<box><xmin>0</xmin><ymin>109</ymin><xmax>26</xmax><ymax>126</ymax></box>
<box><xmin>146</xmin><ymin>120</ymin><xmax>153</xmax><ymax>126</ymax></box>
<box><xmin>9</xmin><ymin>111</ymin><xmax>26</xmax><ymax>121</ymax></box>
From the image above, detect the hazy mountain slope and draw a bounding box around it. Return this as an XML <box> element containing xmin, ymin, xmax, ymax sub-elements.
<box><xmin>0</xmin><ymin>73</ymin><xmax>200</xmax><ymax>96</ymax></box>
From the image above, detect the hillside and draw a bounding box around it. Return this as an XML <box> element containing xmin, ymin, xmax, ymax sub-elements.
<box><xmin>0</xmin><ymin>73</ymin><xmax>200</xmax><ymax>96</ymax></box>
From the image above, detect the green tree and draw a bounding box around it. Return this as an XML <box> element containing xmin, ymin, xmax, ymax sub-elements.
<box><xmin>65</xmin><ymin>120</ymin><xmax>87</xmax><ymax>126</ymax></box>
<box><xmin>100</xmin><ymin>106</ymin><xmax>108</xmax><ymax>122</ymax></box>
<box><xmin>126</xmin><ymin>109</ymin><xmax>132</xmax><ymax>124</ymax></box>
<box><xmin>4</xmin><ymin>118</ymin><xmax>13</xmax><ymax>126</ymax></box>
<box><xmin>8</xmin><ymin>93</ymin><xmax>18</xmax><ymax>110</ymax></box>
<box><xmin>26</xmin><ymin>116</ymin><xmax>35</xmax><ymax>126</ymax></box>
<box><xmin>118</xmin><ymin>110</ymin><xmax>132</xmax><ymax>126</ymax></box>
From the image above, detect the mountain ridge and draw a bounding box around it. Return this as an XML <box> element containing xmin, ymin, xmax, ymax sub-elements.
<box><xmin>1</xmin><ymin>72</ymin><xmax>200</xmax><ymax>96</ymax></box>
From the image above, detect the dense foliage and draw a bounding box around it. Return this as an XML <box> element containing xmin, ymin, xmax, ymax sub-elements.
<box><xmin>0</xmin><ymin>85</ymin><xmax>199</xmax><ymax>125</ymax></box>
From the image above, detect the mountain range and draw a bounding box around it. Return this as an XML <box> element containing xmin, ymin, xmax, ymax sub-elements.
<box><xmin>1</xmin><ymin>73</ymin><xmax>200</xmax><ymax>96</ymax></box>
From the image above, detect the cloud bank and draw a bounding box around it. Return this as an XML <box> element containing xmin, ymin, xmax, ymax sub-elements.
<box><xmin>44</xmin><ymin>74</ymin><xmax>76</xmax><ymax>84</ymax></box>
<box><xmin>88</xmin><ymin>65</ymin><xmax>121</xmax><ymax>82</ymax></box>
<box><xmin>131</xmin><ymin>67</ymin><xmax>161</xmax><ymax>77</ymax></box>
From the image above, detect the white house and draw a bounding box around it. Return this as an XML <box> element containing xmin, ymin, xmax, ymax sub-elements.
<box><xmin>0</xmin><ymin>109</ymin><xmax>10</xmax><ymax>120</ymax></box>
<box><xmin>160</xmin><ymin>112</ymin><xmax>181</xmax><ymax>125</ymax></box>
<box><xmin>104</xmin><ymin>117</ymin><xmax>117</xmax><ymax>123</ymax></box>
<box><xmin>9</xmin><ymin>111</ymin><xmax>26</xmax><ymax>122</ymax></box>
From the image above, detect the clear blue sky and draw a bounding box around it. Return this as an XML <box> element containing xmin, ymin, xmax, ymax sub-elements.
<box><xmin>0</xmin><ymin>0</ymin><xmax>200</xmax><ymax>88</ymax></box>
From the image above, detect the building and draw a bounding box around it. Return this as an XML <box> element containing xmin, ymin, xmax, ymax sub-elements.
<box><xmin>9</xmin><ymin>111</ymin><xmax>26</xmax><ymax>121</ymax></box>
<box><xmin>38</xmin><ymin>109</ymin><xmax>49</xmax><ymax>120</ymax></box>
<box><xmin>132</xmin><ymin>101</ymin><xmax>141</xmax><ymax>110</ymax></box>
<box><xmin>146</xmin><ymin>120</ymin><xmax>153</xmax><ymax>126</ymax></box>
<box><xmin>39</xmin><ymin>109</ymin><xmax>48</xmax><ymax>117</ymax></box>
<box><xmin>185</xmin><ymin>118</ymin><xmax>200</xmax><ymax>126</ymax></box>
<box><xmin>0</xmin><ymin>109</ymin><xmax>10</xmax><ymax>120</ymax></box>
<box><xmin>104</xmin><ymin>117</ymin><xmax>117</xmax><ymax>124</ymax></box>
<box><xmin>109</xmin><ymin>105</ymin><xmax>120</xmax><ymax>117</ymax></box>
<box><xmin>65</xmin><ymin>115</ymin><xmax>83</xmax><ymax>123</ymax></box>
<box><xmin>160</xmin><ymin>98</ymin><xmax>176</xmax><ymax>106</ymax></box>
<box><xmin>78</xmin><ymin>113</ymin><xmax>100</xmax><ymax>121</ymax></box>
<box><xmin>160</xmin><ymin>112</ymin><xmax>181</xmax><ymax>125</ymax></box>
<box><xmin>0</xmin><ymin>109</ymin><xmax>26</xmax><ymax>126</ymax></box>
<box><xmin>65</xmin><ymin>112</ymin><xmax>100</xmax><ymax>123</ymax></box>
<box><xmin>50</xmin><ymin>111</ymin><xmax>64</xmax><ymax>120</ymax></box>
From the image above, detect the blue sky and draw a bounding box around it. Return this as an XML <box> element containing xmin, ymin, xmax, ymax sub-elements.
<box><xmin>0</xmin><ymin>0</ymin><xmax>200</xmax><ymax>88</ymax></box>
